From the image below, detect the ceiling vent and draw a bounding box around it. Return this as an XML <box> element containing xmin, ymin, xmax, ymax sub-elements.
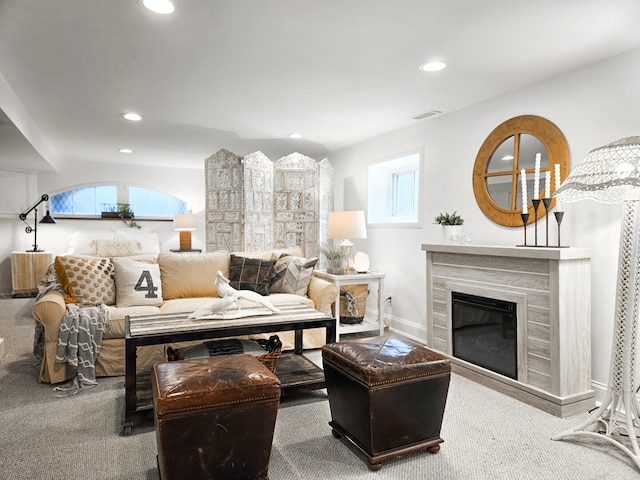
<box><xmin>412</xmin><ymin>110</ymin><xmax>442</xmax><ymax>120</ymax></box>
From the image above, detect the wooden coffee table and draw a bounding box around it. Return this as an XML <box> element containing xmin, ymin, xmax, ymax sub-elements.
<box><xmin>121</xmin><ymin>304</ymin><xmax>336</xmax><ymax>435</ymax></box>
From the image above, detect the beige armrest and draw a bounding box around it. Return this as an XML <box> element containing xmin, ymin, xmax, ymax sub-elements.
<box><xmin>33</xmin><ymin>291</ymin><xmax>66</xmax><ymax>332</ymax></box>
<box><xmin>307</xmin><ymin>276</ymin><xmax>339</xmax><ymax>316</ymax></box>
<box><xmin>32</xmin><ymin>290</ymin><xmax>69</xmax><ymax>383</ymax></box>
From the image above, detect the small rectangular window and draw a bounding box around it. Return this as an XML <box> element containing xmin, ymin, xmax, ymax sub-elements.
<box><xmin>368</xmin><ymin>151</ymin><xmax>422</xmax><ymax>226</ymax></box>
<box><xmin>392</xmin><ymin>170</ymin><xmax>418</xmax><ymax>219</ymax></box>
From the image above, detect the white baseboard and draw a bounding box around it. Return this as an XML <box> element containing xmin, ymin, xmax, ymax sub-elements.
<box><xmin>362</xmin><ymin>307</ymin><xmax>427</xmax><ymax>342</ymax></box>
<box><xmin>590</xmin><ymin>379</ymin><xmax>607</xmax><ymax>404</ymax></box>
<box><xmin>384</xmin><ymin>312</ymin><xmax>427</xmax><ymax>343</ymax></box>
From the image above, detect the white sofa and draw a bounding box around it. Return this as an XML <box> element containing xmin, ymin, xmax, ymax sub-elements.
<box><xmin>33</xmin><ymin>245</ymin><xmax>337</xmax><ymax>384</ymax></box>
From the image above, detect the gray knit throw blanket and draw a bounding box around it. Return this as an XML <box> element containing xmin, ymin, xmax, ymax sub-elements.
<box><xmin>54</xmin><ymin>303</ymin><xmax>108</xmax><ymax>396</ymax></box>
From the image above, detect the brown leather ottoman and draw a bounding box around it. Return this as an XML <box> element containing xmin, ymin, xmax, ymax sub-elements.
<box><xmin>322</xmin><ymin>335</ymin><xmax>451</xmax><ymax>471</ymax></box>
<box><xmin>151</xmin><ymin>354</ymin><xmax>281</xmax><ymax>480</ymax></box>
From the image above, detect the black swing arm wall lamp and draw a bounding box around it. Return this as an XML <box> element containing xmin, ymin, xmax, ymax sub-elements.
<box><xmin>19</xmin><ymin>193</ymin><xmax>56</xmax><ymax>252</ymax></box>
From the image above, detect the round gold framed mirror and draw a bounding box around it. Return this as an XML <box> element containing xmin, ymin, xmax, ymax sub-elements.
<box><xmin>472</xmin><ymin>115</ymin><xmax>570</xmax><ymax>227</ymax></box>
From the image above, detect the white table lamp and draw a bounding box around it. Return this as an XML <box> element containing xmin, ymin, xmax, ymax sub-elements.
<box><xmin>174</xmin><ymin>214</ymin><xmax>197</xmax><ymax>251</ymax></box>
<box><xmin>328</xmin><ymin>210</ymin><xmax>367</xmax><ymax>272</ymax></box>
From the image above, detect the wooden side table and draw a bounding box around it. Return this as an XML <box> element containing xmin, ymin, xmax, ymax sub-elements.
<box><xmin>313</xmin><ymin>270</ymin><xmax>385</xmax><ymax>341</ymax></box>
<box><xmin>11</xmin><ymin>251</ymin><xmax>54</xmax><ymax>297</ymax></box>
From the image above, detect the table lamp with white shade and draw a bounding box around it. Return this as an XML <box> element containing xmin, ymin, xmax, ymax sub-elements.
<box><xmin>173</xmin><ymin>214</ymin><xmax>197</xmax><ymax>251</ymax></box>
<box><xmin>552</xmin><ymin>136</ymin><xmax>640</xmax><ymax>470</ymax></box>
<box><xmin>327</xmin><ymin>210</ymin><xmax>367</xmax><ymax>273</ymax></box>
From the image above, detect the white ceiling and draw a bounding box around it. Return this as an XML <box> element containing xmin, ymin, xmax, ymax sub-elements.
<box><xmin>1</xmin><ymin>0</ymin><xmax>640</xmax><ymax>172</ymax></box>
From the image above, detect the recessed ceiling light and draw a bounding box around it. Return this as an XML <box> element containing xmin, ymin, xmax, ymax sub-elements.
<box><xmin>121</xmin><ymin>112</ymin><xmax>142</xmax><ymax>122</ymax></box>
<box><xmin>288</xmin><ymin>133</ymin><xmax>303</xmax><ymax>139</ymax></box>
<box><xmin>143</xmin><ymin>0</ymin><xmax>175</xmax><ymax>14</ymax></box>
<box><xmin>119</xmin><ymin>148</ymin><xmax>133</xmax><ymax>154</ymax></box>
<box><xmin>502</xmin><ymin>155</ymin><xmax>514</xmax><ymax>161</ymax></box>
<box><xmin>419</xmin><ymin>61</ymin><xmax>447</xmax><ymax>72</ymax></box>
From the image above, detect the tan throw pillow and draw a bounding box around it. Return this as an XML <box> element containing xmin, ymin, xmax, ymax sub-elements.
<box><xmin>270</xmin><ymin>255</ymin><xmax>318</xmax><ymax>295</ymax></box>
<box><xmin>228</xmin><ymin>254</ymin><xmax>275</xmax><ymax>296</ymax></box>
<box><xmin>54</xmin><ymin>256</ymin><xmax>116</xmax><ymax>306</ymax></box>
<box><xmin>158</xmin><ymin>251</ymin><xmax>229</xmax><ymax>300</ymax></box>
<box><xmin>113</xmin><ymin>258</ymin><xmax>163</xmax><ymax>308</ymax></box>
<box><xmin>66</xmin><ymin>231</ymin><xmax>114</xmax><ymax>256</ymax></box>
<box><xmin>92</xmin><ymin>239</ymin><xmax>142</xmax><ymax>257</ymax></box>
<box><xmin>115</xmin><ymin>230</ymin><xmax>161</xmax><ymax>255</ymax></box>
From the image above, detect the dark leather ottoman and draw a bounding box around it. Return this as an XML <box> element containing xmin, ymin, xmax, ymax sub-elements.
<box><xmin>322</xmin><ymin>335</ymin><xmax>451</xmax><ymax>471</ymax></box>
<box><xmin>151</xmin><ymin>354</ymin><xmax>281</xmax><ymax>480</ymax></box>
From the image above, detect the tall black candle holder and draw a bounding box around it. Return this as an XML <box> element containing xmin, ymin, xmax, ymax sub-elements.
<box><xmin>520</xmin><ymin>213</ymin><xmax>530</xmax><ymax>246</ymax></box>
<box><xmin>554</xmin><ymin>211</ymin><xmax>565</xmax><ymax>247</ymax></box>
<box><xmin>532</xmin><ymin>199</ymin><xmax>541</xmax><ymax>246</ymax></box>
<box><xmin>517</xmin><ymin>200</ymin><xmax>567</xmax><ymax>248</ymax></box>
<box><xmin>542</xmin><ymin>198</ymin><xmax>552</xmax><ymax>246</ymax></box>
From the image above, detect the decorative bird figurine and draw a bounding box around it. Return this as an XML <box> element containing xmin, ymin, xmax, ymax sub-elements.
<box><xmin>188</xmin><ymin>271</ymin><xmax>280</xmax><ymax>318</ymax></box>
<box><xmin>215</xmin><ymin>270</ymin><xmax>238</xmax><ymax>299</ymax></box>
<box><xmin>188</xmin><ymin>296</ymin><xmax>236</xmax><ymax>319</ymax></box>
<box><xmin>215</xmin><ymin>271</ymin><xmax>280</xmax><ymax>312</ymax></box>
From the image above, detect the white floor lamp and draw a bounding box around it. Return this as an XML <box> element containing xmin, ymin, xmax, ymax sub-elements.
<box><xmin>552</xmin><ymin>136</ymin><xmax>640</xmax><ymax>469</ymax></box>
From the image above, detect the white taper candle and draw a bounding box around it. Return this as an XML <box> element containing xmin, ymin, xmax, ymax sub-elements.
<box><xmin>545</xmin><ymin>171</ymin><xmax>551</xmax><ymax>199</ymax></box>
<box><xmin>554</xmin><ymin>163</ymin><xmax>562</xmax><ymax>211</ymax></box>
<box><xmin>521</xmin><ymin>168</ymin><xmax>527</xmax><ymax>214</ymax></box>
<box><xmin>534</xmin><ymin>153</ymin><xmax>541</xmax><ymax>200</ymax></box>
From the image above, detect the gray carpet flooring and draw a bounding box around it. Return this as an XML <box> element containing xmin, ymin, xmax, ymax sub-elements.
<box><xmin>1</xmin><ymin>296</ymin><xmax>639</xmax><ymax>479</ymax></box>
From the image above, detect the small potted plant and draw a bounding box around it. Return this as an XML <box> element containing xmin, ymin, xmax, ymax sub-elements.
<box><xmin>117</xmin><ymin>204</ymin><xmax>141</xmax><ymax>229</ymax></box>
<box><xmin>434</xmin><ymin>211</ymin><xmax>464</xmax><ymax>244</ymax></box>
<box><xmin>320</xmin><ymin>243</ymin><xmax>348</xmax><ymax>275</ymax></box>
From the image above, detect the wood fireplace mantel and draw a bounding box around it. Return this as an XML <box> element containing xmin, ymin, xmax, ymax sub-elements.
<box><xmin>422</xmin><ymin>244</ymin><xmax>593</xmax><ymax>417</ymax></box>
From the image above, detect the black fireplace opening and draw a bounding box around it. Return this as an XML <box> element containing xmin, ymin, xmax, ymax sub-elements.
<box><xmin>452</xmin><ymin>292</ymin><xmax>517</xmax><ymax>380</ymax></box>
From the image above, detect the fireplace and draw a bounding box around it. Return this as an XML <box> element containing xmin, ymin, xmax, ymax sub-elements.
<box><xmin>452</xmin><ymin>292</ymin><xmax>517</xmax><ymax>380</ymax></box>
<box><xmin>423</xmin><ymin>244</ymin><xmax>594</xmax><ymax>417</ymax></box>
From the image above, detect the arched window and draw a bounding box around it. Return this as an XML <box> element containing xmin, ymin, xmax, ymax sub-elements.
<box><xmin>51</xmin><ymin>185</ymin><xmax>117</xmax><ymax>216</ymax></box>
<box><xmin>129</xmin><ymin>186</ymin><xmax>188</xmax><ymax>217</ymax></box>
<box><xmin>50</xmin><ymin>185</ymin><xmax>188</xmax><ymax>219</ymax></box>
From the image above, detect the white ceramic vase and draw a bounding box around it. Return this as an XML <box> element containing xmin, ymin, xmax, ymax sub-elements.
<box><xmin>442</xmin><ymin>225</ymin><xmax>462</xmax><ymax>245</ymax></box>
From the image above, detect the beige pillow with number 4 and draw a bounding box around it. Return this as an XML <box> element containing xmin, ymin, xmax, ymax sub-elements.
<box><xmin>112</xmin><ymin>257</ymin><xmax>163</xmax><ymax>308</ymax></box>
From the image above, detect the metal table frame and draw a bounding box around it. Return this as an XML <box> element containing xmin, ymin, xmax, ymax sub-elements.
<box><xmin>122</xmin><ymin>310</ymin><xmax>336</xmax><ymax>435</ymax></box>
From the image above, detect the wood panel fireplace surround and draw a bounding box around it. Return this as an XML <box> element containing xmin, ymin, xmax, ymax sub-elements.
<box><xmin>422</xmin><ymin>244</ymin><xmax>593</xmax><ymax>418</ymax></box>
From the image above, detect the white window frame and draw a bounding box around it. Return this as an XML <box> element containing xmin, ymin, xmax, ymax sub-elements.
<box><xmin>367</xmin><ymin>149</ymin><xmax>423</xmax><ymax>228</ymax></box>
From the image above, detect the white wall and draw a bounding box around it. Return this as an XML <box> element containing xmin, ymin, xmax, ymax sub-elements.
<box><xmin>330</xmin><ymin>47</ymin><xmax>640</xmax><ymax>391</ymax></box>
<box><xmin>0</xmin><ymin>160</ymin><xmax>207</xmax><ymax>296</ymax></box>
<box><xmin>2</xmin><ymin>47</ymin><xmax>638</xmax><ymax>394</ymax></box>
